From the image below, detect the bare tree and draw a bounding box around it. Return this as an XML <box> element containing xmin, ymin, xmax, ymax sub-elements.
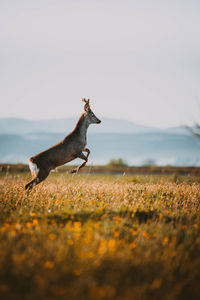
<box><xmin>186</xmin><ymin>123</ymin><xmax>200</xmax><ymax>138</ymax></box>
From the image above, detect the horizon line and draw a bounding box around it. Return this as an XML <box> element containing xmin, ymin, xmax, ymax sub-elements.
<box><xmin>0</xmin><ymin>116</ymin><xmax>189</xmax><ymax>130</ymax></box>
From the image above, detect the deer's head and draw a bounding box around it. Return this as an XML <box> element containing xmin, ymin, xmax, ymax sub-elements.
<box><xmin>82</xmin><ymin>99</ymin><xmax>101</xmax><ymax>125</ymax></box>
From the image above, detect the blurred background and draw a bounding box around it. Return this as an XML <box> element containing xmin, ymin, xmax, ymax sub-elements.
<box><xmin>1</xmin><ymin>0</ymin><xmax>200</xmax><ymax>166</ymax></box>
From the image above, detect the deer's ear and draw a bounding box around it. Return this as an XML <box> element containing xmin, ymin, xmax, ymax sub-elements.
<box><xmin>84</xmin><ymin>104</ymin><xmax>89</xmax><ymax>112</ymax></box>
<box><xmin>82</xmin><ymin>98</ymin><xmax>90</xmax><ymax>112</ymax></box>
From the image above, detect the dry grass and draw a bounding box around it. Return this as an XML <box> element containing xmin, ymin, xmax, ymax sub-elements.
<box><xmin>0</xmin><ymin>173</ymin><xmax>200</xmax><ymax>300</ymax></box>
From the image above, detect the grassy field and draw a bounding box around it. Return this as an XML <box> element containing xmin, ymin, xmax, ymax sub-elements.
<box><xmin>0</xmin><ymin>173</ymin><xmax>200</xmax><ymax>300</ymax></box>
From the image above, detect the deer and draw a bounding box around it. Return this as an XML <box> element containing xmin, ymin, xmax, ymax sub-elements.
<box><xmin>25</xmin><ymin>99</ymin><xmax>101</xmax><ymax>191</ymax></box>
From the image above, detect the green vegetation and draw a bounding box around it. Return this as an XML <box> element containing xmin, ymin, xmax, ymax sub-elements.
<box><xmin>1</xmin><ymin>163</ymin><xmax>200</xmax><ymax>176</ymax></box>
<box><xmin>107</xmin><ymin>158</ymin><xmax>128</xmax><ymax>167</ymax></box>
<box><xmin>0</xmin><ymin>173</ymin><xmax>200</xmax><ymax>300</ymax></box>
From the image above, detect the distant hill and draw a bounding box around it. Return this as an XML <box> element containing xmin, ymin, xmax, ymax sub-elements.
<box><xmin>0</xmin><ymin>117</ymin><xmax>190</xmax><ymax>134</ymax></box>
<box><xmin>0</xmin><ymin>117</ymin><xmax>198</xmax><ymax>166</ymax></box>
<box><xmin>0</xmin><ymin>131</ymin><xmax>199</xmax><ymax>166</ymax></box>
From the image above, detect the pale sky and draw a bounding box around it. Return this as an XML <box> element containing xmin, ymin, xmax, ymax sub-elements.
<box><xmin>1</xmin><ymin>0</ymin><xmax>200</xmax><ymax>128</ymax></box>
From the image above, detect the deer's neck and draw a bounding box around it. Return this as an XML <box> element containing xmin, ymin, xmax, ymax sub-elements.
<box><xmin>73</xmin><ymin>114</ymin><xmax>89</xmax><ymax>137</ymax></box>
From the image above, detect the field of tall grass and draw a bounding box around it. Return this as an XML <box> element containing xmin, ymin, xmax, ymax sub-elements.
<box><xmin>0</xmin><ymin>173</ymin><xmax>200</xmax><ymax>300</ymax></box>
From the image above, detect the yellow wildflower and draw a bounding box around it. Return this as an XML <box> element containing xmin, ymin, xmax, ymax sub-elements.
<box><xmin>48</xmin><ymin>233</ymin><xmax>56</xmax><ymax>241</ymax></box>
<box><xmin>67</xmin><ymin>239</ymin><xmax>74</xmax><ymax>245</ymax></box>
<box><xmin>163</xmin><ymin>237</ymin><xmax>169</xmax><ymax>245</ymax></box>
<box><xmin>114</xmin><ymin>231</ymin><xmax>120</xmax><ymax>238</ymax></box>
<box><xmin>44</xmin><ymin>261</ymin><xmax>54</xmax><ymax>269</ymax></box>
<box><xmin>32</xmin><ymin>219</ymin><xmax>38</xmax><ymax>226</ymax></box>
<box><xmin>89</xmin><ymin>287</ymin><xmax>105</xmax><ymax>300</ymax></box>
<box><xmin>152</xmin><ymin>279</ymin><xmax>162</xmax><ymax>289</ymax></box>
<box><xmin>196</xmin><ymin>237</ymin><xmax>200</xmax><ymax>243</ymax></box>
<box><xmin>26</xmin><ymin>222</ymin><xmax>32</xmax><ymax>228</ymax></box>
<box><xmin>142</xmin><ymin>230</ymin><xmax>150</xmax><ymax>239</ymax></box>
<box><xmin>73</xmin><ymin>269</ymin><xmax>82</xmax><ymax>276</ymax></box>
<box><xmin>108</xmin><ymin>239</ymin><xmax>116</xmax><ymax>254</ymax></box>
<box><xmin>98</xmin><ymin>240</ymin><xmax>107</xmax><ymax>255</ymax></box>
<box><xmin>129</xmin><ymin>242</ymin><xmax>137</xmax><ymax>249</ymax></box>
<box><xmin>130</xmin><ymin>228</ymin><xmax>137</xmax><ymax>235</ymax></box>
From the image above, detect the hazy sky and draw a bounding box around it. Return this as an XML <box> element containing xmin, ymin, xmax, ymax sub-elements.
<box><xmin>1</xmin><ymin>0</ymin><xmax>200</xmax><ymax>127</ymax></box>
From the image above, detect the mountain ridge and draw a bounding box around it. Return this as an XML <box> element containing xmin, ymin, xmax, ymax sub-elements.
<box><xmin>0</xmin><ymin>117</ymin><xmax>189</xmax><ymax>135</ymax></box>
<box><xmin>0</xmin><ymin>131</ymin><xmax>199</xmax><ymax>166</ymax></box>
<box><xmin>0</xmin><ymin>117</ymin><xmax>197</xmax><ymax>166</ymax></box>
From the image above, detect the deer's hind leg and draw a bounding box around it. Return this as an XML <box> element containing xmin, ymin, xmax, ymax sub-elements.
<box><xmin>71</xmin><ymin>148</ymin><xmax>90</xmax><ymax>174</ymax></box>
<box><xmin>25</xmin><ymin>168</ymin><xmax>50</xmax><ymax>191</ymax></box>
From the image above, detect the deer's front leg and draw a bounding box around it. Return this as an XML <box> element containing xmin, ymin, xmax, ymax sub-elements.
<box><xmin>71</xmin><ymin>148</ymin><xmax>90</xmax><ymax>174</ymax></box>
<box><xmin>83</xmin><ymin>148</ymin><xmax>90</xmax><ymax>159</ymax></box>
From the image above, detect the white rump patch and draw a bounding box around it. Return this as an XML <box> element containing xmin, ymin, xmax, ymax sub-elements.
<box><xmin>29</xmin><ymin>160</ymin><xmax>39</xmax><ymax>177</ymax></box>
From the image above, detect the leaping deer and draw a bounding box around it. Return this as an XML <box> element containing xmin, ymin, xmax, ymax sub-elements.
<box><xmin>25</xmin><ymin>99</ymin><xmax>101</xmax><ymax>191</ymax></box>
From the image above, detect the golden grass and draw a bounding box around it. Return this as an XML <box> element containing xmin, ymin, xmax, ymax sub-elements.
<box><xmin>0</xmin><ymin>173</ymin><xmax>200</xmax><ymax>300</ymax></box>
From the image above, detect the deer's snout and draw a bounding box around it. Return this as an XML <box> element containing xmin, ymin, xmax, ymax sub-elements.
<box><xmin>96</xmin><ymin>119</ymin><xmax>101</xmax><ymax>124</ymax></box>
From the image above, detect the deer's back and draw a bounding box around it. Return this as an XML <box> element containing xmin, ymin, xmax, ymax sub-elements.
<box><xmin>30</xmin><ymin>132</ymin><xmax>86</xmax><ymax>169</ymax></box>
